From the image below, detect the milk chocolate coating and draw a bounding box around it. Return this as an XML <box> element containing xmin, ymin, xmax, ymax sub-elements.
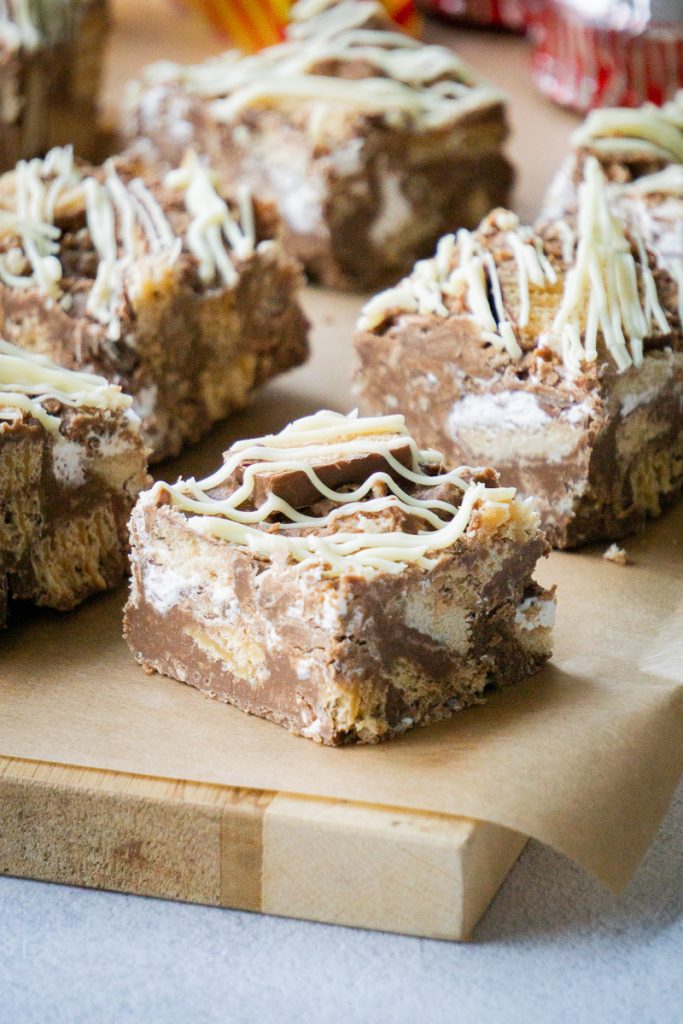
<box><xmin>355</xmin><ymin>324</ymin><xmax>683</xmax><ymax>547</ymax></box>
<box><xmin>217</xmin><ymin>440</ymin><xmax>415</xmax><ymax>510</ymax></box>
<box><xmin>0</xmin><ymin>401</ymin><xmax>148</xmax><ymax>627</ymax></box>
<box><xmin>124</xmin><ymin>446</ymin><xmax>554</xmax><ymax>745</ymax></box>
<box><xmin>0</xmin><ymin>153</ymin><xmax>310</xmax><ymax>462</ymax></box>
<box><xmin>124</xmin><ymin>25</ymin><xmax>514</xmax><ymax>291</ymax></box>
<box><xmin>353</xmin><ymin>201</ymin><xmax>683</xmax><ymax>549</ymax></box>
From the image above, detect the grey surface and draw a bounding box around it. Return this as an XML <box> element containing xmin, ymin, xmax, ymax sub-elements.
<box><xmin>1</xmin><ymin>781</ymin><xmax>681</xmax><ymax>1024</ymax></box>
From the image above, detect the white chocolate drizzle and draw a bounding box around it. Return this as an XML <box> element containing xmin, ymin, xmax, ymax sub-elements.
<box><xmin>622</xmin><ymin>164</ymin><xmax>683</xmax><ymax>198</ymax></box>
<box><xmin>289</xmin><ymin>0</ymin><xmax>387</xmax><ymax>35</ymax></box>
<box><xmin>547</xmin><ymin>157</ymin><xmax>670</xmax><ymax>374</ymax></box>
<box><xmin>0</xmin><ymin>337</ymin><xmax>132</xmax><ymax>431</ymax></box>
<box><xmin>0</xmin><ymin>146</ymin><xmax>255</xmax><ymax>336</ymax></box>
<box><xmin>358</xmin><ymin>212</ymin><xmax>554</xmax><ymax>360</ymax></box>
<box><xmin>140</xmin><ymin>0</ymin><xmax>503</xmax><ymax>134</ymax></box>
<box><xmin>151</xmin><ymin>410</ymin><xmax>516</xmax><ymax>579</ymax></box>
<box><xmin>615</xmin><ymin>166</ymin><xmax>683</xmax><ymax>324</ymax></box>
<box><xmin>0</xmin><ymin>0</ymin><xmax>88</xmax><ymax>50</ymax></box>
<box><xmin>0</xmin><ymin>0</ymin><xmax>40</xmax><ymax>50</ymax></box>
<box><xmin>360</xmin><ymin>158</ymin><xmax>676</xmax><ymax>377</ymax></box>
<box><xmin>569</xmin><ymin>97</ymin><xmax>683</xmax><ymax>332</ymax></box>
<box><xmin>164</xmin><ymin>152</ymin><xmax>254</xmax><ymax>286</ymax></box>
<box><xmin>0</xmin><ymin>148</ymin><xmax>78</xmax><ymax>298</ymax></box>
<box><xmin>571</xmin><ymin>92</ymin><xmax>683</xmax><ymax>165</ymax></box>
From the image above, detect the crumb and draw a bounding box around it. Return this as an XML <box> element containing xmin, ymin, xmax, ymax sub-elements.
<box><xmin>603</xmin><ymin>543</ymin><xmax>629</xmax><ymax>565</ymax></box>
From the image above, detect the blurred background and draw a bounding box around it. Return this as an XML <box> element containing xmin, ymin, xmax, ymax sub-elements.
<box><xmin>104</xmin><ymin>0</ymin><xmax>683</xmax><ymax>113</ymax></box>
<box><xmin>100</xmin><ymin>0</ymin><xmax>682</xmax><ymax>219</ymax></box>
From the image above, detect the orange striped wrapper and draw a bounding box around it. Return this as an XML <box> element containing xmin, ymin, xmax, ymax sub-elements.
<box><xmin>177</xmin><ymin>1</ymin><xmax>420</xmax><ymax>51</ymax></box>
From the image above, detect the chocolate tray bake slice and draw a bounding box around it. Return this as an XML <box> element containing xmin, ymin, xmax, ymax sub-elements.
<box><xmin>354</xmin><ymin>154</ymin><xmax>683</xmax><ymax>548</ymax></box>
<box><xmin>125</xmin><ymin>0</ymin><xmax>513</xmax><ymax>291</ymax></box>
<box><xmin>0</xmin><ymin>146</ymin><xmax>309</xmax><ymax>461</ymax></box>
<box><xmin>124</xmin><ymin>410</ymin><xmax>554</xmax><ymax>744</ymax></box>
<box><xmin>0</xmin><ymin>338</ymin><xmax>148</xmax><ymax>626</ymax></box>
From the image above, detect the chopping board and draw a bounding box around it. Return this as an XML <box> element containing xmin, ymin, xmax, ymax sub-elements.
<box><xmin>0</xmin><ymin>1</ymin><xmax>584</xmax><ymax>940</ymax></box>
<box><xmin>0</xmin><ymin>286</ymin><xmax>529</xmax><ymax>941</ymax></box>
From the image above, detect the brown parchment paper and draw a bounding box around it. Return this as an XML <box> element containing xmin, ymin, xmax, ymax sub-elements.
<box><xmin>1</xmin><ymin>10</ymin><xmax>681</xmax><ymax>892</ymax></box>
<box><xmin>1</xmin><ymin>288</ymin><xmax>682</xmax><ymax>893</ymax></box>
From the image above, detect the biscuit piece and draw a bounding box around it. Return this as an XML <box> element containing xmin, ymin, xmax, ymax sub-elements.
<box><xmin>354</xmin><ymin>157</ymin><xmax>682</xmax><ymax>548</ymax></box>
<box><xmin>0</xmin><ymin>338</ymin><xmax>148</xmax><ymax>626</ymax></box>
<box><xmin>0</xmin><ymin>146</ymin><xmax>309</xmax><ymax>461</ymax></box>
<box><xmin>124</xmin><ymin>410</ymin><xmax>554</xmax><ymax>745</ymax></box>
<box><xmin>124</xmin><ymin>0</ymin><xmax>513</xmax><ymax>291</ymax></box>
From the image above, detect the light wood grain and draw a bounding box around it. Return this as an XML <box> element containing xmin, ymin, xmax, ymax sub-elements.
<box><xmin>0</xmin><ymin>757</ymin><xmax>525</xmax><ymax>939</ymax></box>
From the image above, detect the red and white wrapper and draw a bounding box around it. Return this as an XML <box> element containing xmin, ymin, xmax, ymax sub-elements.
<box><xmin>530</xmin><ymin>0</ymin><xmax>683</xmax><ymax>111</ymax></box>
<box><xmin>419</xmin><ymin>0</ymin><xmax>538</xmax><ymax>31</ymax></box>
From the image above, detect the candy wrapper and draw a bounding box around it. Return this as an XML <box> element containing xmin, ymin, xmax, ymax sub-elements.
<box><xmin>530</xmin><ymin>0</ymin><xmax>683</xmax><ymax>111</ymax></box>
<box><xmin>176</xmin><ymin>0</ymin><xmax>420</xmax><ymax>51</ymax></box>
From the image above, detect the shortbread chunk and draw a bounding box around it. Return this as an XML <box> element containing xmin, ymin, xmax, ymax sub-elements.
<box><xmin>0</xmin><ymin>1</ymin><xmax>108</xmax><ymax>171</ymax></box>
<box><xmin>0</xmin><ymin>339</ymin><xmax>148</xmax><ymax>626</ymax></box>
<box><xmin>354</xmin><ymin>157</ymin><xmax>683</xmax><ymax>548</ymax></box>
<box><xmin>0</xmin><ymin>147</ymin><xmax>309</xmax><ymax>461</ymax></box>
<box><xmin>124</xmin><ymin>411</ymin><xmax>554</xmax><ymax>745</ymax></box>
<box><xmin>124</xmin><ymin>0</ymin><xmax>513</xmax><ymax>291</ymax></box>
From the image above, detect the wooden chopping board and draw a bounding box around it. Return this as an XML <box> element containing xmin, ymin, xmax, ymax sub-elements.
<box><xmin>0</xmin><ymin>1</ymin><xmax>582</xmax><ymax>940</ymax></box>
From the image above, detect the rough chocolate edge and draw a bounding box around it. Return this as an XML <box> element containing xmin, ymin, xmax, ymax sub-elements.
<box><xmin>0</xmin><ymin>404</ymin><xmax>148</xmax><ymax>624</ymax></box>
<box><xmin>124</xmin><ymin>516</ymin><xmax>552</xmax><ymax>746</ymax></box>
<box><xmin>0</xmin><ymin>245</ymin><xmax>309</xmax><ymax>462</ymax></box>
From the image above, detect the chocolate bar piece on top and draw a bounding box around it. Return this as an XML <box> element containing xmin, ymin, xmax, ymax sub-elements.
<box><xmin>0</xmin><ymin>338</ymin><xmax>148</xmax><ymax>626</ymax></box>
<box><xmin>0</xmin><ymin>146</ymin><xmax>309</xmax><ymax>461</ymax></box>
<box><xmin>354</xmin><ymin>156</ymin><xmax>683</xmax><ymax>548</ymax></box>
<box><xmin>124</xmin><ymin>410</ymin><xmax>554</xmax><ymax>745</ymax></box>
<box><xmin>124</xmin><ymin>0</ymin><xmax>513</xmax><ymax>291</ymax></box>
